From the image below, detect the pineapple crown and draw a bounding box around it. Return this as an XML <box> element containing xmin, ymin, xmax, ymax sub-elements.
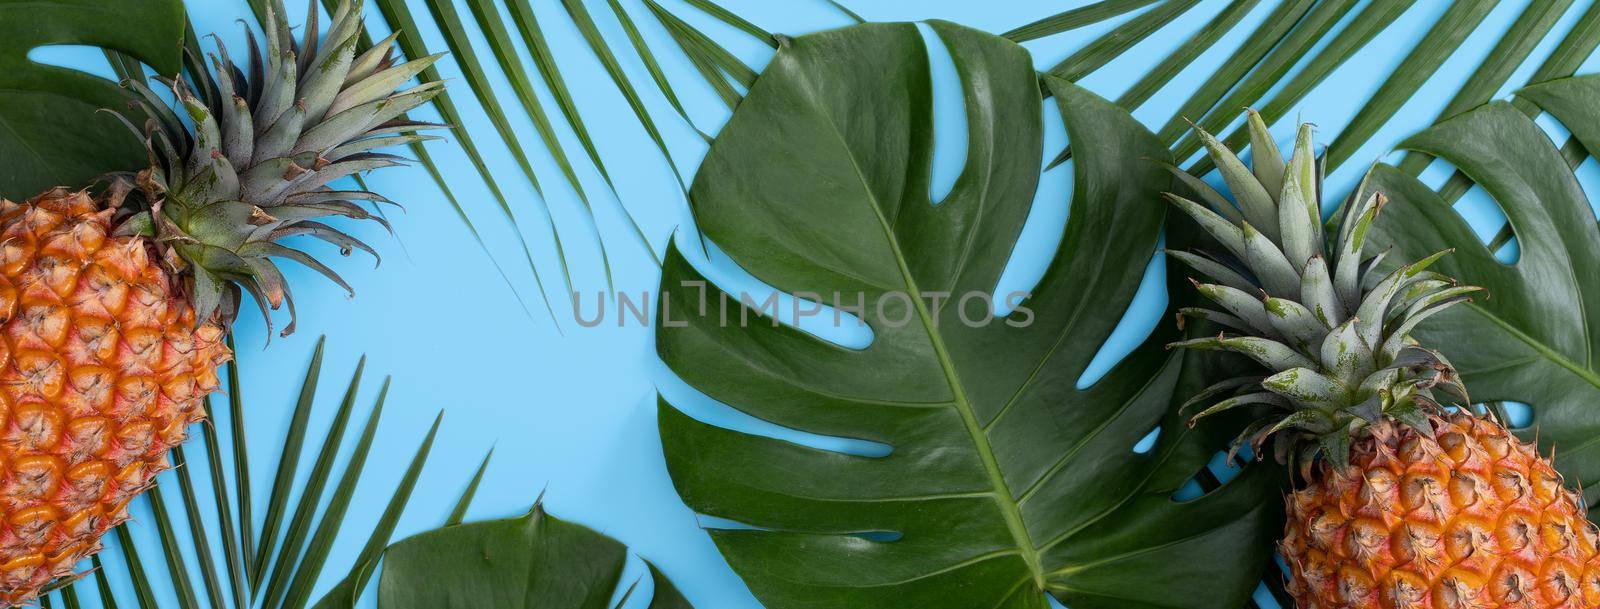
<box><xmin>104</xmin><ymin>0</ymin><xmax>445</xmax><ymax>337</ymax></box>
<box><xmin>1168</xmin><ymin>110</ymin><xmax>1480</xmax><ymax>472</ymax></box>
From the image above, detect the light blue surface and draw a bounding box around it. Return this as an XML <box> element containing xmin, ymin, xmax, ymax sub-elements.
<box><xmin>31</xmin><ymin>1</ymin><xmax>1600</xmax><ymax>607</ymax></box>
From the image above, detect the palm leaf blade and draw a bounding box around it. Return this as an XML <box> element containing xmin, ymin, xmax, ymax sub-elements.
<box><xmin>1047</xmin><ymin>0</ymin><xmax>1203</xmax><ymax>82</ymax></box>
<box><xmin>250</xmin><ymin>337</ymin><xmax>327</xmax><ymax>591</ymax></box>
<box><xmin>280</xmin><ymin>381</ymin><xmax>404</xmax><ymax>609</ymax></box>
<box><xmin>1173</xmin><ymin>0</ymin><xmax>1360</xmax><ymax>165</ymax></box>
<box><xmin>169</xmin><ymin>446</ymin><xmax>228</xmax><ymax>609</ymax></box>
<box><xmin>1396</xmin><ymin>0</ymin><xmax>1573</xmax><ymax>175</ymax></box>
<box><xmin>260</xmin><ymin>358</ymin><xmax>369</xmax><ymax>609</ymax></box>
<box><xmin>446</xmin><ymin>449</ymin><xmax>494</xmax><ymax>527</ymax></box>
<box><xmin>146</xmin><ymin>486</ymin><xmax>201</xmax><ymax>609</ymax></box>
<box><xmin>1002</xmin><ymin>0</ymin><xmax>1161</xmax><ymax>42</ymax></box>
<box><xmin>1153</xmin><ymin>0</ymin><xmax>1315</xmax><ymax>146</ymax></box>
<box><xmin>1324</xmin><ymin>1</ymin><xmax>1501</xmax><ymax>171</ymax></box>
<box><xmin>369</xmin><ymin>0</ymin><xmax>578</xmax><ymax>309</ymax></box>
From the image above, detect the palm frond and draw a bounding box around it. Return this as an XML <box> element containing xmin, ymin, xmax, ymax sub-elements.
<box><xmin>445</xmin><ymin>449</ymin><xmax>493</xmax><ymax>527</ymax></box>
<box><xmin>1046</xmin><ymin>0</ymin><xmax>1202</xmax><ymax>82</ymax></box>
<box><xmin>1002</xmin><ymin>0</ymin><xmax>1161</xmax><ymax>42</ymax></box>
<box><xmin>334</xmin><ymin>0</ymin><xmax>755</xmax><ymax>318</ymax></box>
<box><xmin>249</xmin><ymin>337</ymin><xmax>327</xmax><ymax>593</ymax></box>
<box><xmin>1323</xmin><ymin>1</ymin><xmax>1500</xmax><ymax>171</ymax></box>
<box><xmin>356</xmin><ymin>0</ymin><xmax>569</xmax><ymax>325</ymax></box>
<box><xmin>311</xmin><ymin>0</ymin><xmax>552</xmax><ymax>325</ymax></box>
<box><xmin>38</xmin><ymin>338</ymin><xmax>449</xmax><ymax>609</ymax></box>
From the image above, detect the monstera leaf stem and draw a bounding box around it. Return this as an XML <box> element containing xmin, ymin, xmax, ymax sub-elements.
<box><xmin>867</xmin><ymin>205</ymin><xmax>1048</xmax><ymax>588</ymax></box>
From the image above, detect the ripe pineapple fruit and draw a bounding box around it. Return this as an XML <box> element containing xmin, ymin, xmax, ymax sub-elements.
<box><xmin>1171</xmin><ymin>111</ymin><xmax>1600</xmax><ymax>608</ymax></box>
<box><xmin>0</xmin><ymin>0</ymin><xmax>440</xmax><ymax>602</ymax></box>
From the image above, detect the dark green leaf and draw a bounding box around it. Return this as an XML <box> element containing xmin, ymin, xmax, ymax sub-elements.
<box><xmin>1152</xmin><ymin>0</ymin><xmax>1315</xmax><ymax>146</ymax></box>
<box><xmin>114</xmin><ymin>526</ymin><xmax>159</xmax><ymax>609</ymax></box>
<box><xmin>279</xmin><ymin>381</ymin><xmax>406</xmax><ymax>609</ymax></box>
<box><xmin>656</xmin><ymin>23</ymin><xmax>1276</xmax><ymax>608</ymax></box>
<box><xmin>644</xmin><ymin>561</ymin><xmax>694</xmax><ymax>609</ymax></box>
<box><xmin>0</xmin><ymin>0</ymin><xmax>184</xmax><ymax>196</ymax></box>
<box><xmin>225</xmin><ymin>337</ymin><xmax>256</xmax><ymax>585</ymax></box>
<box><xmin>1113</xmin><ymin>0</ymin><xmax>1261</xmax><ymax>111</ymax></box>
<box><xmin>644</xmin><ymin>0</ymin><xmax>750</xmax><ymax>110</ymax></box>
<box><xmin>464</xmin><ymin>0</ymin><xmax>589</xmax><ymax>201</ymax></box>
<box><xmin>1438</xmin><ymin>0</ymin><xmax>1600</xmax><ymax>204</ymax></box>
<box><xmin>416</xmin><ymin>0</ymin><xmax>548</xmax><ymax>200</ymax></box>
<box><xmin>90</xmin><ymin>555</ymin><xmax>118</xmax><ymax>609</ymax></box>
<box><xmin>59</xmin><ymin>586</ymin><xmax>81</xmax><ymax>609</ymax></box>
<box><xmin>604</xmin><ymin>0</ymin><xmax>709</xmax><ymax>139</ymax></box>
<box><xmin>562</xmin><ymin>0</ymin><xmax>694</xmax><ymax>194</ymax></box>
<box><xmin>681</xmin><ymin>0</ymin><xmax>773</xmax><ymax>45</ymax></box>
<box><xmin>504</xmin><ymin>0</ymin><xmax>659</xmax><ymax>266</ymax></box>
<box><xmin>375</xmin><ymin>498</ymin><xmax>693</xmax><ymax>609</ymax></box>
<box><xmin>1174</xmin><ymin>0</ymin><xmax>1360</xmax><ymax>167</ymax></box>
<box><xmin>317</xmin><ymin>0</ymin><xmax>551</xmax><ymax>324</ymax></box>
<box><xmin>146</xmin><ymin>485</ymin><xmax>200</xmax><ymax>609</ymax></box>
<box><xmin>197</xmin><ymin>400</ymin><xmax>249</xmax><ymax>609</ymax></box>
<box><xmin>824</xmin><ymin>0</ymin><xmax>865</xmax><ymax>24</ymax></box>
<box><xmin>1521</xmin><ymin>0</ymin><xmax>1600</xmax><ymax>87</ymax></box>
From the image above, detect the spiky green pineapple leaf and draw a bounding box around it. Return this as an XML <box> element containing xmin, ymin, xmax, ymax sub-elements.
<box><xmin>1360</xmin><ymin>86</ymin><xmax>1600</xmax><ymax>517</ymax></box>
<box><xmin>655</xmin><ymin>22</ymin><xmax>1278</xmax><ymax>609</ymax></box>
<box><xmin>0</xmin><ymin>0</ymin><xmax>184</xmax><ymax>197</ymax></box>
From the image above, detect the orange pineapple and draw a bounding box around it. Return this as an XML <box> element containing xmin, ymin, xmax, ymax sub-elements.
<box><xmin>1171</xmin><ymin>111</ymin><xmax>1600</xmax><ymax>608</ymax></box>
<box><xmin>0</xmin><ymin>0</ymin><xmax>441</xmax><ymax>602</ymax></box>
<box><xmin>1282</xmin><ymin>415</ymin><xmax>1598</xmax><ymax>607</ymax></box>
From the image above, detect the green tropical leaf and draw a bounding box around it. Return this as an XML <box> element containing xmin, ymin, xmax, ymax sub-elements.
<box><xmin>0</xmin><ymin>0</ymin><xmax>184</xmax><ymax>197</ymax></box>
<box><xmin>655</xmin><ymin>22</ymin><xmax>1277</xmax><ymax>609</ymax></box>
<box><xmin>365</xmin><ymin>498</ymin><xmax>692</xmax><ymax>609</ymax></box>
<box><xmin>1360</xmin><ymin>86</ymin><xmax>1600</xmax><ymax>516</ymax></box>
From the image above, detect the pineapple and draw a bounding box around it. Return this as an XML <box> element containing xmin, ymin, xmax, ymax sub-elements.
<box><xmin>0</xmin><ymin>0</ymin><xmax>440</xmax><ymax>602</ymax></box>
<box><xmin>1172</xmin><ymin>111</ymin><xmax>1600</xmax><ymax>608</ymax></box>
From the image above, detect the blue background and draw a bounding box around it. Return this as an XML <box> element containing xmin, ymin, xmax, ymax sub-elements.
<box><xmin>33</xmin><ymin>0</ymin><xmax>1600</xmax><ymax>607</ymax></box>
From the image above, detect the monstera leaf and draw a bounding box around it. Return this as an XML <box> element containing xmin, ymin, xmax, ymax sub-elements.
<box><xmin>367</xmin><ymin>498</ymin><xmax>692</xmax><ymax>609</ymax></box>
<box><xmin>1362</xmin><ymin>82</ymin><xmax>1600</xmax><ymax>515</ymax></box>
<box><xmin>655</xmin><ymin>22</ymin><xmax>1278</xmax><ymax>609</ymax></box>
<box><xmin>0</xmin><ymin>0</ymin><xmax>184</xmax><ymax>197</ymax></box>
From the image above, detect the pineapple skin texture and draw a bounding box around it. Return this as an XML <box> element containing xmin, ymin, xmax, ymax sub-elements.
<box><xmin>1283</xmin><ymin>412</ymin><xmax>1600</xmax><ymax>608</ymax></box>
<box><xmin>0</xmin><ymin>189</ymin><xmax>229</xmax><ymax>603</ymax></box>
